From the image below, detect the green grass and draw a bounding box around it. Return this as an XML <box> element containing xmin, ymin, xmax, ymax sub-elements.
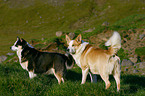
<box><xmin>110</xmin><ymin>14</ymin><xmax>145</xmax><ymax>30</ymax></box>
<box><xmin>0</xmin><ymin>62</ymin><xmax>145</xmax><ymax>96</ymax></box>
<box><xmin>135</xmin><ymin>47</ymin><xmax>145</xmax><ymax>56</ymax></box>
<box><xmin>0</xmin><ymin>0</ymin><xmax>145</xmax><ymax>95</ymax></box>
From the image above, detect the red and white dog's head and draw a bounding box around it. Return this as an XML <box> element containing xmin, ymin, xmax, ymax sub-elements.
<box><xmin>66</xmin><ymin>34</ymin><xmax>82</xmax><ymax>54</ymax></box>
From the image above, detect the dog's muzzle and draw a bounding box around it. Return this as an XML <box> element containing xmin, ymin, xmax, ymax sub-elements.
<box><xmin>10</xmin><ymin>46</ymin><xmax>18</xmax><ymax>51</ymax></box>
<box><xmin>10</xmin><ymin>46</ymin><xmax>13</xmax><ymax>51</ymax></box>
<box><xmin>69</xmin><ymin>49</ymin><xmax>76</xmax><ymax>54</ymax></box>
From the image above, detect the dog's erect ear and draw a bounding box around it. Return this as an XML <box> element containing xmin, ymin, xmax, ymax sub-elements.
<box><xmin>66</xmin><ymin>35</ymin><xmax>71</xmax><ymax>45</ymax></box>
<box><xmin>20</xmin><ymin>38</ymin><xmax>26</xmax><ymax>43</ymax></box>
<box><xmin>20</xmin><ymin>38</ymin><xmax>27</xmax><ymax>47</ymax></box>
<box><xmin>20</xmin><ymin>38</ymin><xmax>23</xmax><ymax>42</ymax></box>
<box><xmin>17</xmin><ymin>36</ymin><xmax>20</xmax><ymax>41</ymax></box>
<box><xmin>75</xmin><ymin>34</ymin><xmax>82</xmax><ymax>43</ymax></box>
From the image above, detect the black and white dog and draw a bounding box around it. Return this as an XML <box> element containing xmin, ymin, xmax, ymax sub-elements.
<box><xmin>10</xmin><ymin>37</ymin><xmax>74</xmax><ymax>84</ymax></box>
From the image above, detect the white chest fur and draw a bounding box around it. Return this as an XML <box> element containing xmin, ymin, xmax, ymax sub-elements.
<box><xmin>21</xmin><ymin>61</ymin><xmax>28</xmax><ymax>71</ymax></box>
<box><xmin>17</xmin><ymin>48</ymin><xmax>28</xmax><ymax>71</ymax></box>
<box><xmin>71</xmin><ymin>42</ymin><xmax>89</xmax><ymax>68</ymax></box>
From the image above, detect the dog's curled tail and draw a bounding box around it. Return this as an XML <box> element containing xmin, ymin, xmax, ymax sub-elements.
<box><xmin>65</xmin><ymin>53</ymin><xmax>75</xmax><ymax>69</ymax></box>
<box><xmin>105</xmin><ymin>31</ymin><xmax>121</xmax><ymax>55</ymax></box>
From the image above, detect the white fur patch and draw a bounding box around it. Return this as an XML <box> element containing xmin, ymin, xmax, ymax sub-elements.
<box><xmin>68</xmin><ymin>40</ymin><xmax>76</xmax><ymax>54</ymax></box>
<box><xmin>17</xmin><ymin>46</ymin><xmax>22</xmax><ymax>62</ymax></box>
<box><xmin>29</xmin><ymin>71</ymin><xmax>37</xmax><ymax>79</ymax></box>
<box><xmin>105</xmin><ymin>31</ymin><xmax>121</xmax><ymax>49</ymax></box>
<box><xmin>69</xmin><ymin>41</ymin><xmax>89</xmax><ymax>68</ymax></box>
<box><xmin>11</xmin><ymin>40</ymin><xmax>19</xmax><ymax>51</ymax></box>
<box><xmin>16</xmin><ymin>46</ymin><xmax>29</xmax><ymax>70</ymax></box>
<box><xmin>20</xmin><ymin>61</ymin><xmax>28</xmax><ymax>71</ymax></box>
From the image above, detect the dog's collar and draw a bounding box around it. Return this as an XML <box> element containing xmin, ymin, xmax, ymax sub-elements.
<box><xmin>81</xmin><ymin>44</ymin><xmax>92</xmax><ymax>55</ymax></box>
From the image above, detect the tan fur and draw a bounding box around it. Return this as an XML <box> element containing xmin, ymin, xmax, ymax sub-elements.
<box><xmin>52</xmin><ymin>68</ymin><xmax>64</xmax><ymax>84</ymax></box>
<box><xmin>80</xmin><ymin>45</ymin><xmax>120</xmax><ymax>91</ymax></box>
<box><xmin>66</xmin><ymin>33</ymin><xmax>121</xmax><ymax>91</ymax></box>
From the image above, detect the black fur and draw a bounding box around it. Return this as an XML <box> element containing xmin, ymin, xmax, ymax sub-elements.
<box><xmin>22</xmin><ymin>47</ymin><xmax>66</xmax><ymax>75</ymax></box>
<box><xmin>12</xmin><ymin>37</ymin><xmax>74</xmax><ymax>79</ymax></box>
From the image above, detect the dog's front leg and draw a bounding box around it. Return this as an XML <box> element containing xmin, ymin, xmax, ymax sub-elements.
<box><xmin>81</xmin><ymin>68</ymin><xmax>89</xmax><ymax>84</ymax></box>
<box><xmin>28</xmin><ymin>71</ymin><xmax>37</xmax><ymax>79</ymax></box>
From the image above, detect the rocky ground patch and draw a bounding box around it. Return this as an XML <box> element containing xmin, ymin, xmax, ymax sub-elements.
<box><xmin>1</xmin><ymin>29</ymin><xmax>145</xmax><ymax>75</ymax></box>
<box><xmin>89</xmin><ymin>29</ymin><xmax>145</xmax><ymax>75</ymax></box>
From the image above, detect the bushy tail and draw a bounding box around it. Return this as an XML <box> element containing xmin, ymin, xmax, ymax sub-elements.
<box><xmin>105</xmin><ymin>31</ymin><xmax>121</xmax><ymax>55</ymax></box>
<box><xmin>65</xmin><ymin>53</ymin><xmax>75</xmax><ymax>69</ymax></box>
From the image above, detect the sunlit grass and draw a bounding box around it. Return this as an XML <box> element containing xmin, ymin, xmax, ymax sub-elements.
<box><xmin>0</xmin><ymin>1</ymin><xmax>145</xmax><ymax>95</ymax></box>
<box><xmin>0</xmin><ymin>62</ymin><xmax>145</xmax><ymax>96</ymax></box>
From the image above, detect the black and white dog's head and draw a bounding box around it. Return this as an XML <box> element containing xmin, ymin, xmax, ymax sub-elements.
<box><xmin>10</xmin><ymin>36</ymin><xmax>33</xmax><ymax>51</ymax></box>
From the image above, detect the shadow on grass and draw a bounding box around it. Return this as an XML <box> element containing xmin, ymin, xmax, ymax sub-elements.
<box><xmin>121</xmin><ymin>74</ymin><xmax>145</xmax><ymax>93</ymax></box>
<box><xmin>65</xmin><ymin>70</ymin><xmax>145</xmax><ymax>94</ymax></box>
<box><xmin>65</xmin><ymin>70</ymin><xmax>82</xmax><ymax>82</ymax></box>
<box><xmin>65</xmin><ymin>70</ymin><xmax>121</xmax><ymax>83</ymax></box>
<box><xmin>1</xmin><ymin>63</ymin><xmax>145</xmax><ymax>95</ymax></box>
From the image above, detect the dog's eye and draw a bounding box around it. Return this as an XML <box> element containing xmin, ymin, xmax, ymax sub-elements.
<box><xmin>15</xmin><ymin>45</ymin><xmax>18</xmax><ymax>47</ymax></box>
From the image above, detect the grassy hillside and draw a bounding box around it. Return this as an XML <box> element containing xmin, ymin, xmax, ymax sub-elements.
<box><xmin>0</xmin><ymin>0</ymin><xmax>145</xmax><ymax>55</ymax></box>
<box><xmin>0</xmin><ymin>62</ymin><xmax>145</xmax><ymax>96</ymax></box>
<box><xmin>0</xmin><ymin>0</ymin><xmax>145</xmax><ymax>95</ymax></box>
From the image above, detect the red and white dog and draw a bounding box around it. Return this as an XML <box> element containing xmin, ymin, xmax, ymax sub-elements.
<box><xmin>66</xmin><ymin>32</ymin><xmax>121</xmax><ymax>91</ymax></box>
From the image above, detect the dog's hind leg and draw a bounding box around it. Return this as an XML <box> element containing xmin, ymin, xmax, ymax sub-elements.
<box><xmin>61</xmin><ymin>78</ymin><xmax>64</xmax><ymax>83</ymax></box>
<box><xmin>113</xmin><ymin>62</ymin><xmax>120</xmax><ymax>91</ymax></box>
<box><xmin>54</xmin><ymin>73</ymin><xmax>62</xmax><ymax>84</ymax></box>
<box><xmin>113</xmin><ymin>73</ymin><xmax>120</xmax><ymax>91</ymax></box>
<box><xmin>100</xmin><ymin>74</ymin><xmax>111</xmax><ymax>89</ymax></box>
<box><xmin>88</xmin><ymin>72</ymin><xmax>93</xmax><ymax>83</ymax></box>
<box><xmin>52</xmin><ymin>68</ymin><xmax>62</xmax><ymax>84</ymax></box>
<box><xmin>88</xmin><ymin>72</ymin><xmax>97</xmax><ymax>83</ymax></box>
<box><xmin>81</xmin><ymin>68</ymin><xmax>89</xmax><ymax>84</ymax></box>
